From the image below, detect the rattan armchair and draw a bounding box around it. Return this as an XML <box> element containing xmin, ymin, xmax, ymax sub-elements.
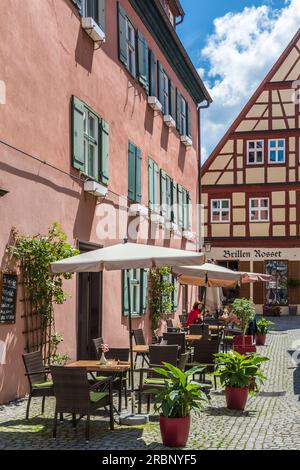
<box><xmin>186</xmin><ymin>339</ymin><xmax>219</xmax><ymax>389</ymax></box>
<box><xmin>50</xmin><ymin>365</ymin><xmax>114</xmax><ymax>441</ymax></box>
<box><xmin>133</xmin><ymin>329</ymin><xmax>149</xmax><ymax>368</ymax></box>
<box><xmin>22</xmin><ymin>351</ymin><xmax>54</xmax><ymax>420</ymax></box>
<box><xmin>138</xmin><ymin>345</ymin><xmax>178</xmax><ymax>414</ymax></box>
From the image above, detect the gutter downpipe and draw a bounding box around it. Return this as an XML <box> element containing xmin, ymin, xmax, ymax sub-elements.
<box><xmin>197</xmin><ymin>100</ymin><xmax>210</xmax><ymax>254</ymax></box>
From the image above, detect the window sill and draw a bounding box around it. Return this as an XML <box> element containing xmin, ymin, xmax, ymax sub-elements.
<box><xmin>181</xmin><ymin>135</ymin><xmax>193</xmax><ymax>147</ymax></box>
<box><xmin>129</xmin><ymin>203</ymin><xmax>148</xmax><ymax>217</ymax></box>
<box><xmin>81</xmin><ymin>17</ymin><xmax>106</xmax><ymax>43</ymax></box>
<box><xmin>182</xmin><ymin>230</ymin><xmax>195</xmax><ymax>241</ymax></box>
<box><xmin>84</xmin><ymin>180</ymin><xmax>108</xmax><ymax>197</ymax></box>
<box><xmin>148</xmin><ymin>96</ymin><xmax>163</xmax><ymax>112</ymax></box>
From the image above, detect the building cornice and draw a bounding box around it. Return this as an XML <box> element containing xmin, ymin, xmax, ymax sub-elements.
<box><xmin>128</xmin><ymin>0</ymin><xmax>211</xmax><ymax>105</ymax></box>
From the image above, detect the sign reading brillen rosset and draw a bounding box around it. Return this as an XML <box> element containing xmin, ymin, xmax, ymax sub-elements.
<box><xmin>208</xmin><ymin>247</ymin><xmax>300</xmax><ymax>261</ymax></box>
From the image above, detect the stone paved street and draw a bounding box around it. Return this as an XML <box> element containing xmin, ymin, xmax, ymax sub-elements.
<box><xmin>1</xmin><ymin>317</ymin><xmax>300</xmax><ymax>450</ymax></box>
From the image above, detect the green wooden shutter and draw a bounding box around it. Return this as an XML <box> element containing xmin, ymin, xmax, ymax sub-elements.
<box><xmin>153</xmin><ymin>161</ymin><xmax>159</xmax><ymax>208</ymax></box>
<box><xmin>182</xmin><ymin>188</ymin><xmax>188</xmax><ymax>229</ymax></box>
<box><xmin>187</xmin><ymin>103</ymin><xmax>192</xmax><ymax>139</ymax></box>
<box><xmin>128</xmin><ymin>142</ymin><xmax>136</xmax><ymax>201</ymax></box>
<box><xmin>149</xmin><ymin>50</ymin><xmax>156</xmax><ymax>96</ymax></box>
<box><xmin>170</xmin><ymin>80</ymin><xmax>176</xmax><ymax>120</ymax></box>
<box><xmin>122</xmin><ymin>270</ymin><xmax>129</xmax><ymax>316</ymax></box>
<box><xmin>172</xmin><ymin>180</ymin><xmax>178</xmax><ymax>224</ymax></box>
<box><xmin>98</xmin><ymin>0</ymin><xmax>106</xmax><ymax>33</ymax></box>
<box><xmin>118</xmin><ymin>2</ymin><xmax>127</xmax><ymax>66</ymax></box>
<box><xmin>135</xmin><ymin>146</ymin><xmax>142</xmax><ymax>203</ymax></box>
<box><xmin>166</xmin><ymin>175</ymin><xmax>172</xmax><ymax>221</ymax></box>
<box><xmin>100</xmin><ymin>119</ymin><xmax>109</xmax><ymax>185</ymax></box>
<box><xmin>137</xmin><ymin>31</ymin><xmax>149</xmax><ymax>90</ymax></box>
<box><xmin>160</xmin><ymin>170</ymin><xmax>167</xmax><ymax>217</ymax></box>
<box><xmin>187</xmin><ymin>192</ymin><xmax>192</xmax><ymax>230</ymax></box>
<box><xmin>141</xmin><ymin>269</ymin><xmax>148</xmax><ymax>315</ymax></box>
<box><xmin>72</xmin><ymin>96</ymin><xmax>85</xmax><ymax>172</ymax></box>
<box><xmin>148</xmin><ymin>158</ymin><xmax>154</xmax><ymax>210</ymax></box>
<box><xmin>178</xmin><ymin>184</ymin><xmax>183</xmax><ymax>227</ymax></box>
<box><xmin>157</xmin><ymin>60</ymin><xmax>164</xmax><ymax>106</ymax></box>
<box><xmin>176</xmin><ymin>89</ymin><xmax>181</xmax><ymax>132</ymax></box>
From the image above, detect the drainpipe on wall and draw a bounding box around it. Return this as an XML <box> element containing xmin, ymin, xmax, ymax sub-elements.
<box><xmin>197</xmin><ymin>100</ymin><xmax>210</xmax><ymax>253</ymax></box>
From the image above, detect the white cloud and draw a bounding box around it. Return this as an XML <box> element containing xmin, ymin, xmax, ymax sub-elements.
<box><xmin>200</xmin><ymin>0</ymin><xmax>300</xmax><ymax>162</ymax></box>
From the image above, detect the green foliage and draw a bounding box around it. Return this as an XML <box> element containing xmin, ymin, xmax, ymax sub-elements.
<box><xmin>149</xmin><ymin>267</ymin><xmax>175</xmax><ymax>332</ymax></box>
<box><xmin>9</xmin><ymin>222</ymin><xmax>79</xmax><ymax>359</ymax></box>
<box><xmin>10</xmin><ymin>222</ymin><xmax>79</xmax><ymax>321</ymax></box>
<box><xmin>287</xmin><ymin>278</ymin><xmax>300</xmax><ymax>287</ymax></box>
<box><xmin>256</xmin><ymin>318</ymin><xmax>274</xmax><ymax>335</ymax></box>
<box><xmin>232</xmin><ymin>298</ymin><xmax>256</xmax><ymax>335</ymax></box>
<box><xmin>151</xmin><ymin>362</ymin><xmax>208</xmax><ymax>418</ymax></box>
<box><xmin>212</xmin><ymin>351</ymin><xmax>269</xmax><ymax>391</ymax></box>
<box><xmin>49</xmin><ymin>332</ymin><xmax>70</xmax><ymax>365</ymax></box>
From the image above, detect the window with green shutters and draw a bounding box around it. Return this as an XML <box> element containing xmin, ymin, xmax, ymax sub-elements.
<box><xmin>122</xmin><ymin>269</ymin><xmax>148</xmax><ymax>317</ymax></box>
<box><xmin>148</xmin><ymin>50</ymin><xmax>156</xmax><ymax>97</ymax></box>
<box><xmin>177</xmin><ymin>186</ymin><xmax>192</xmax><ymax>230</ymax></box>
<box><xmin>160</xmin><ymin>170</ymin><xmax>172</xmax><ymax>220</ymax></box>
<box><xmin>73</xmin><ymin>0</ymin><xmax>105</xmax><ymax>32</ymax></box>
<box><xmin>176</xmin><ymin>90</ymin><xmax>191</xmax><ymax>138</ymax></box>
<box><xmin>137</xmin><ymin>31</ymin><xmax>149</xmax><ymax>91</ymax></box>
<box><xmin>72</xmin><ymin>96</ymin><xmax>109</xmax><ymax>185</ymax></box>
<box><xmin>148</xmin><ymin>158</ymin><xmax>159</xmax><ymax>212</ymax></box>
<box><xmin>172</xmin><ymin>276</ymin><xmax>178</xmax><ymax>312</ymax></box>
<box><xmin>118</xmin><ymin>3</ymin><xmax>136</xmax><ymax>77</ymax></box>
<box><xmin>128</xmin><ymin>142</ymin><xmax>142</xmax><ymax>202</ymax></box>
<box><xmin>177</xmin><ymin>184</ymin><xmax>184</xmax><ymax>227</ymax></box>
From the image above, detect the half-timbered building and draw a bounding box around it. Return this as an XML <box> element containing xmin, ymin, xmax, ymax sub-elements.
<box><xmin>202</xmin><ymin>29</ymin><xmax>300</xmax><ymax>314</ymax></box>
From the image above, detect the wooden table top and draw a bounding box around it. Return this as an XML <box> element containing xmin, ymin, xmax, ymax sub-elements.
<box><xmin>67</xmin><ymin>360</ymin><xmax>130</xmax><ymax>373</ymax></box>
<box><xmin>186</xmin><ymin>334</ymin><xmax>203</xmax><ymax>342</ymax></box>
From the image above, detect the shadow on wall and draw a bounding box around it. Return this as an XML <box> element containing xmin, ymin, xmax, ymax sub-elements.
<box><xmin>73</xmin><ymin>190</ymin><xmax>97</xmax><ymax>242</ymax></box>
<box><xmin>74</xmin><ymin>22</ymin><xmax>95</xmax><ymax>73</ymax></box>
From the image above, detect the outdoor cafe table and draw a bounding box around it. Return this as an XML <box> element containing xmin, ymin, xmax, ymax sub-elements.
<box><xmin>67</xmin><ymin>360</ymin><xmax>130</xmax><ymax>373</ymax></box>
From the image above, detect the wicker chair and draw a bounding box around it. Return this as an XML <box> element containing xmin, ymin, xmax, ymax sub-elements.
<box><xmin>133</xmin><ymin>329</ymin><xmax>149</xmax><ymax>368</ymax></box>
<box><xmin>50</xmin><ymin>366</ymin><xmax>114</xmax><ymax>441</ymax></box>
<box><xmin>163</xmin><ymin>332</ymin><xmax>186</xmax><ymax>354</ymax></box>
<box><xmin>187</xmin><ymin>339</ymin><xmax>219</xmax><ymax>389</ymax></box>
<box><xmin>22</xmin><ymin>351</ymin><xmax>54</xmax><ymax>420</ymax></box>
<box><xmin>92</xmin><ymin>337</ymin><xmax>104</xmax><ymax>356</ymax></box>
<box><xmin>92</xmin><ymin>340</ymin><xmax>129</xmax><ymax>412</ymax></box>
<box><xmin>138</xmin><ymin>345</ymin><xmax>178</xmax><ymax>414</ymax></box>
<box><xmin>189</xmin><ymin>324</ymin><xmax>204</xmax><ymax>335</ymax></box>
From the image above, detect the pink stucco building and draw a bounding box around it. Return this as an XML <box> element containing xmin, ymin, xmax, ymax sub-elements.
<box><xmin>0</xmin><ymin>0</ymin><xmax>211</xmax><ymax>403</ymax></box>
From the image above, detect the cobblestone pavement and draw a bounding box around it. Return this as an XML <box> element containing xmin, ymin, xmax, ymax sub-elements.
<box><xmin>1</xmin><ymin>317</ymin><xmax>300</xmax><ymax>450</ymax></box>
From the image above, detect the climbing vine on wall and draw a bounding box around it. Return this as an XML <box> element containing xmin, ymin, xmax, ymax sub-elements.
<box><xmin>148</xmin><ymin>267</ymin><xmax>175</xmax><ymax>332</ymax></box>
<box><xmin>9</xmin><ymin>222</ymin><xmax>79</xmax><ymax>362</ymax></box>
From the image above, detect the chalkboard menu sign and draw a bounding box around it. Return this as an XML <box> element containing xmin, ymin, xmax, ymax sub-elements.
<box><xmin>0</xmin><ymin>273</ymin><xmax>17</xmax><ymax>324</ymax></box>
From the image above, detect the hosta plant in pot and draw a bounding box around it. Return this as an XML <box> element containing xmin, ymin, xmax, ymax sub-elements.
<box><xmin>232</xmin><ymin>298</ymin><xmax>256</xmax><ymax>354</ymax></box>
<box><xmin>151</xmin><ymin>362</ymin><xmax>208</xmax><ymax>447</ymax></box>
<box><xmin>212</xmin><ymin>351</ymin><xmax>268</xmax><ymax>411</ymax></box>
<box><xmin>256</xmin><ymin>318</ymin><xmax>274</xmax><ymax>346</ymax></box>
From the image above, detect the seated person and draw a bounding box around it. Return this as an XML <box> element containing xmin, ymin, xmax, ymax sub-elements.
<box><xmin>186</xmin><ymin>302</ymin><xmax>203</xmax><ymax>327</ymax></box>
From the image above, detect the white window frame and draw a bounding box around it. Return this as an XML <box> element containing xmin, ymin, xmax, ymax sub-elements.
<box><xmin>126</xmin><ymin>18</ymin><xmax>136</xmax><ymax>77</ymax></box>
<box><xmin>249</xmin><ymin>198</ymin><xmax>270</xmax><ymax>223</ymax></box>
<box><xmin>247</xmin><ymin>140</ymin><xmax>264</xmax><ymax>165</ymax></box>
<box><xmin>83</xmin><ymin>107</ymin><xmax>99</xmax><ymax>179</ymax></box>
<box><xmin>211</xmin><ymin>199</ymin><xmax>231</xmax><ymax>223</ymax></box>
<box><xmin>268</xmin><ymin>139</ymin><xmax>285</xmax><ymax>164</ymax></box>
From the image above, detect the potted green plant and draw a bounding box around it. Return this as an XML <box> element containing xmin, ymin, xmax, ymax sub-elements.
<box><xmin>256</xmin><ymin>318</ymin><xmax>274</xmax><ymax>346</ymax></box>
<box><xmin>151</xmin><ymin>362</ymin><xmax>207</xmax><ymax>447</ymax></box>
<box><xmin>263</xmin><ymin>304</ymin><xmax>281</xmax><ymax>317</ymax></box>
<box><xmin>212</xmin><ymin>351</ymin><xmax>268</xmax><ymax>411</ymax></box>
<box><xmin>231</xmin><ymin>298</ymin><xmax>256</xmax><ymax>354</ymax></box>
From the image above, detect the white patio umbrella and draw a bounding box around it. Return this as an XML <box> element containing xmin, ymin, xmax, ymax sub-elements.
<box><xmin>205</xmin><ymin>287</ymin><xmax>224</xmax><ymax>314</ymax></box>
<box><xmin>50</xmin><ymin>241</ymin><xmax>204</xmax><ymax>423</ymax></box>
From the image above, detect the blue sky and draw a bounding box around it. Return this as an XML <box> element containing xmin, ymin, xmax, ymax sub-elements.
<box><xmin>177</xmin><ymin>0</ymin><xmax>300</xmax><ymax>160</ymax></box>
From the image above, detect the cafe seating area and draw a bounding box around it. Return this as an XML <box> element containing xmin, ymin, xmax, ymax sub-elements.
<box><xmin>21</xmin><ymin>311</ymin><xmax>243</xmax><ymax>441</ymax></box>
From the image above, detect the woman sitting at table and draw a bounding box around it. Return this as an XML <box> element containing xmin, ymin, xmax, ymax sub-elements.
<box><xmin>186</xmin><ymin>302</ymin><xmax>203</xmax><ymax>327</ymax></box>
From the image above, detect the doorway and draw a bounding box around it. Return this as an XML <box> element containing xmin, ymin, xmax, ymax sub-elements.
<box><xmin>77</xmin><ymin>241</ymin><xmax>103</xmax><ymax>360</ymax></box>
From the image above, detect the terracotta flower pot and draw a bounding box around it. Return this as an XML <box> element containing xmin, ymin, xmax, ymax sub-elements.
<box><xmin>225</xmin><ymin>386</ymin><xmax>249</xmax><ymax>411</ymax></box>
<box><xmin>233</xmin><ymin>335</ymin><xmax>256</xmax><ymax>354</ymax></box>
<box><xmin>160</xmin><ymin>415</ymin><xmax>191</xmax><ymax>447</ymax></box>
<box><xmin>256</xmin><ymin>333</ymin><xmax>266</xmax><ymax>346</ymax></box>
